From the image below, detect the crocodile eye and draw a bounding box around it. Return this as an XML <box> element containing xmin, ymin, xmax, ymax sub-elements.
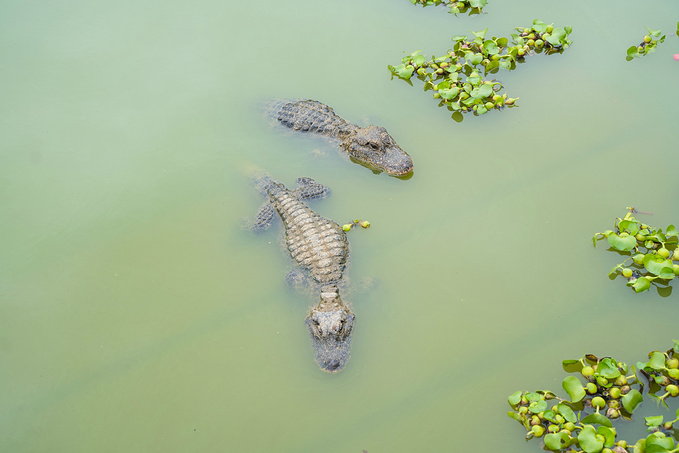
<box><xmin>369</xmin><ymin>143</ymin><xmax>379</xmax><ymax>150</ymax></box>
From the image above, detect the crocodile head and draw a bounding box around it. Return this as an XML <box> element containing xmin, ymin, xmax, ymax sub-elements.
<box><xmin>340</xmin><ymin>125</ymin><xmax>414</xmax><ymax>176</ymax></box>
<box><xmin>305</xmin><ymin>285</ymin><xmax>355</xmax><ymax>373</ymax></box>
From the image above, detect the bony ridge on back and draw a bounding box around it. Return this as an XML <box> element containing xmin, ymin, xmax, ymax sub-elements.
<box><xmin>270</xmin><ymin>99</ymin><xmax>414</xmax><ymax>177</ymax></box>
<box><xmin>250</xmin><ymin>173</ymin><xmax>355</xmax><ymax>373</ymax></box>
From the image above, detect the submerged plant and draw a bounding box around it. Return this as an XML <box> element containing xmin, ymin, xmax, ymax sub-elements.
<box><xmin>408</xmin><ymin>0</ymin><xmax>487</xmax><ymax>15</ymax></box>
<box><xmin>388</xmin><ymin>20</ymin><xmax>572</xmax><ymax>118</ymax></box>
<box><xmin>593</xmin><ymin>207</ymin><xmax>678</xmax><ymax>293</ymax></box>
<box><xmin>508</xmin><ymin>343</ymin><xmax>679</xmax><ymax>453</ymax></box>
<box><xmin>626</xmin><ymin>27</ymin><xmax>666</xmax><ymax>60</ymax></box>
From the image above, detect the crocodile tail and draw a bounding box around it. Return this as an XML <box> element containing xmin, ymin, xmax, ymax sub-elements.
<box><xmin>274</xmin><ymin>100</ymin><xmax>351</xmax><ymax>136</ymax></box>
<box><xmin>250</xmin><ymin>171</ymin><xmax>276</xmax><ymax>195</ymax></box>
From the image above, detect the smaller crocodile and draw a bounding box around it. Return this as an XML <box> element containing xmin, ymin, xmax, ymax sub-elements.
<box><xmin>252</xmin><ymin>174</ymin><xmax>355</xmax><ymax>373</ymax></box>
<box><xmin>270</xmin><ymin>99</ymin><xmax>414</xmax><ymax>176</ymax></box>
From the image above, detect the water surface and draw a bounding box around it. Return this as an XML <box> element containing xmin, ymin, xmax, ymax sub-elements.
<box><xmin>2</xmin><ymin>0</ymin><xmax>679</xmax><ymax>451</ymax></box>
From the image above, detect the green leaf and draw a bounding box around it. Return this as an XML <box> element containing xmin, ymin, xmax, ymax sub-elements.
<box><xmin>465</xmin><ymin>52</ymin><xmax>483</xmax><ymax>65</ymax></box>
<box><xmin>483</xmin><ymin>40</ymin><xmax>499</xmax><ymax>55</ymax></box>
<box><xmin>578</xmin><ymin>425</ymin><xmax>604</xmax><ymax>453</ymax></box>
<box><xmin>545</xmin><ymin>431</ymin><xmax>570</xmax><ymax>451</ymax></box>
<box><xmin>546</xmin><ymin>28</ymin><xmax>567</xmax><ymax>47</ymax></box>
<box><xmin>648</xmin><ymin>392</ymin><xmax>670</xmax><ymax>409</ymax></box>
<box><xmin>507</xmin><ymin>411</ymin><xmax>523</xmax><ymax>422</ymax></box>
<box><xmin>665</xmin><ymin>224</ymin><xmax>678</xmax><ymax>238</ymax></box>
<box><xmin>645</xmin><ymin>27</ymin><xmax>663</xmax><ymax>38</ymax></box>
<box><xmin>412</xmin><ymin>54</ymin><xmax>426</xmax><ymax>66</ymax></box>
<box><xmin>597</xmin><ymin>358</ymin><xmax>621</xmax><ymax>379</ymax></box>
<box><xmin>597</xmin><ymin>426</ymin><xmax>616</xmax><ymax>447</ymax></box>
<box><xmin>469</xmin><ymin>0</ymin><xmax>486</xmax><ymax>7</ymax></box>
<box><xmin>470</xmin><ymin>84</ymin><xmax>493</xmax><ymax>99</ymax></box>
<box><xmin>471</xmin><ymin>28</ymin><xmax>489</xmax><ymax>41</ymax></box>
<box><xmin>388</xmin><ymin>64</ymin><xmax>414</xmax><ymax>80</ymax></box>
<box><xmin>627</xmin><ymin>46</ymin><xmax>639</xmax><ymax>57</ymax></box>
<box><xmin>581</xmin><ymin>412</ymin><xmax>613</xmax><ymax>428</ymax></box>
<box><xmin>508</xmin><ymin>391</ymin><xmax>522</xmax><ymax>406</ymax></box>
<box><xmin>632</xmin><ymin>277</ymin><xmax>651</xmax><ymax>293</ymax></box>
<box><xmin>532</xmin><ymin>19</ymin><xmax>549</xmax><ymax>33</ymax></box>
<box><xmin>646</xmin><ymin>415</ymin><xmax>664</xmax><ymax>428</ymax></box>
<box><xmin>439</xmin><ymin>87</ymin><xmax>460</xmax><ymax>100</ymax></box>
<box><xmin>607</xmin><ymin>233</ymin><xmax>637</xmax><ymax>252</ymax></box>
<box><xmin>466</xmin><ymin>72</ymin><xmax>482</xmax><ymax>86</ymax></box>
<box><xmin>644</xmin><ymin>254</ymin><xmax>674</xmax><ymax>276</ymax></box>
<box><xmin>557</xmin><ymin>403</ymin><xmax>577</xmax><ymax>424</ymax></box>
<box><xmin>648</xmin><ymin>351</ymin><xmax>666</xmax><ymax>370</ymax></box>
<box><xmin>542</xmin><ymin>410</ymin><xmax>557</xmax><ymax>423</ymax></box>
<box><xmin>528</xmin><ymin>399</ymin><xmax>547</xmax><ymax>414</ymax></box>
<box><xmin>658</xmin><ymin>267</ymin><xmax>675</xmax><ymax>280</ymax></box>
<box><xmin>562</xmin><ymin>376</ymin><xmax>585</xmax><ymax>402</ymax></box>
<box><xmin>525</xmin><ymin>392</ymin><xmax>541</xmax><ymax>402</ymax></box>
<box><xmin>622</xmin><ymin>388</ymin><xmax>643</xmax><ymax>413</ymax></box>
<box><xmin>646</xmin><ymin>433</ymin><xmax>675</xmax><ymax>452</ymax></box>
<box><xmin>647</xmin><ymin>231</ymin><xmax>667</xmax><ymax>243</ymax></box>
<box><xmin>484</xmin><ymin>60</ymin><xmax>499</xmax><ymax>72</ymax></box>
<box><xmin>619</xmin><ymin>219</ymin><xmax>640</xmax><ymax>235</ymax></box>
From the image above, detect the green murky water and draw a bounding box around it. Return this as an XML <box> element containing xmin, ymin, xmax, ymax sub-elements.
<box><xmin>2</xmin><ymin>0</ymin><xmax>679</xmax><ymax>451</ymax></box>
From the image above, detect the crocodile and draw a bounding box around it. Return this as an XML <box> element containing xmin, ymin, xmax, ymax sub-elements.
<box><xmin>252</xmin><ymin>174</ymin><xmax>355</xmax><ymax>373</ymax></box>
<box><xmin>271</xmin><ymin>99</ymin><xmax>414</xmax><ymax>176</ymax></box>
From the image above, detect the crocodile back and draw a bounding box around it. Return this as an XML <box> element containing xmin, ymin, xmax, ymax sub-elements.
<box><xmin>267</xmin><ymin>182</ymin><xmax>348</xmax><ymax>285</ymax></box>
<box><xmin>274</xmin><ymin>100</ymin><xmax>353</xmax><ymax>137</ymax></box>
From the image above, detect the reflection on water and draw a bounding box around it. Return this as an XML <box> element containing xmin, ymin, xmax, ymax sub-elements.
<box><xmin>2</xmin><ymin>0</ymin><xmax>678</xmax><ymax>451</ymax></box>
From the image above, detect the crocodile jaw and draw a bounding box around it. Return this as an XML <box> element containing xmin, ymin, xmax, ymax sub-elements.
<box><xmin>305</xmin><ymin>308</ymin><xmax>355</xmax><ymax>373</ymax></box>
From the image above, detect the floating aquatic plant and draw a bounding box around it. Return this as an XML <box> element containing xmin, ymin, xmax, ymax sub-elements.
<box><xmin>342</xmin><ymin>219</ymin><xmax>371</xmax><ymax>232</ymax></box>
<box><xmin>408</xmin><ymin>0</ymin><xmax>487</xmax><ymax>15</ymax></box>
<box><xmin>593</xmin><ymin>207</ymin><xmax>678</xmax><ymax>293</ymax></box>
<box><xmin>508</xmin><ymin>343</ymin><xmax>679</xmax><ymax>453</ymax></box>
<box><xmin>388</xmin><ymin>20</ymin><xmax>572</xmax><ymax>118</ymax></box>
<box><xmin>626</xmin><ymin>27</ymin><xmax>666</xmax><ymax>60</ymax></box>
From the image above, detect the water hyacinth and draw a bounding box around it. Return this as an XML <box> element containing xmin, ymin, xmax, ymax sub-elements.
<box><xmin>388</xmin><ymin>20</ymin><xmax>572</xmax><ymax>120</ymax></box>
<box><xmin>626</xmin><ymin>26</ymin><xmax>666</xmax><ymax>60</ymax></box>
<box><xmin>342</xmin><ymin>219</ymin><xmax>371</xmax><ymax>232</ymax></box>
<box><xmin>508</xmin><ymin>343</ymin><xmax>679</xmax><ymax>453</ymax></box>
<box><xmin>592</xmin><ymin>207</ymin><xmax>678</xmax><ymax>293</ymax></box>
<box><xmin>408</xmin><ymin>0</ymin><xmax>487</xmax><ymax>15</ymax></box>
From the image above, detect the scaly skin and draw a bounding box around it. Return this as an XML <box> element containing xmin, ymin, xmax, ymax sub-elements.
<box><xmin>254</xmin><ymin>176</ymin><xmax>355</xmax><ymax>372</ymax></box>
<box><xmin>266</xmin><ymin>180</ymin><xmax>348</xmax><ymax>285</ymax></box>
<box><xmin>274</xmin><ymin>99</ymin><xmax>414</xmax><ymax>176</ymax></box>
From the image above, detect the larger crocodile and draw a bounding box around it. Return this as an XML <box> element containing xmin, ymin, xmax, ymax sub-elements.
<box><xmin>252</xmin><ymin>174</ymin><xmax>355</xmax><ymax>373</ymax></box>
<box><xmin>271</xmin><ymin>99</ymin><xmax>414</xmax><ymax>176</ymax></box>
